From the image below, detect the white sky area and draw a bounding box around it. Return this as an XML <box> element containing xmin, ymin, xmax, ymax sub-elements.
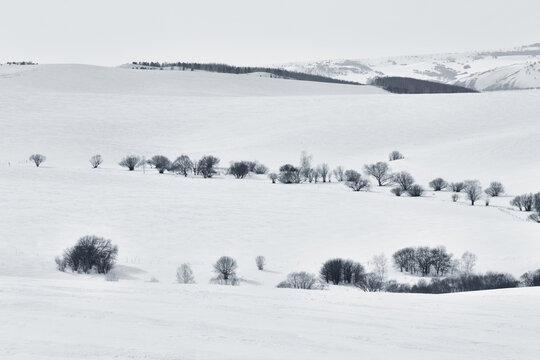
<box><xmin>1</xmin><ymin>0</ymin><xmax>539</xmax><ymax>66</ymax></box>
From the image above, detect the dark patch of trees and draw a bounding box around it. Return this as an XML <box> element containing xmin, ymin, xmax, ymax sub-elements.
<box><xmin>131</xmin><ymin>61</ymin><xmax>362</xmax><ymax>86</ymax></box>
<box><xmin>371</xmin><ymin>76</ymin><xmax>478</xmax><ymax>94</ymax></box>
<box><xmin>320</xmin><ymin>258</ymin><xmax>365</xmax><ymax>286</ymax></box>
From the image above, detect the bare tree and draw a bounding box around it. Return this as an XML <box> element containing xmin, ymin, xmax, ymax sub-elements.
<box><xmin>415</xmin><ymin>247</ymin><xmax>433</xmax><ymax>276</ymax></box>
<box><xmin>255</xmin><ymin>256</ymin><xmax>266</xmax><ymax>270</ymax></box>
<box><xmin>213</xmin><ymin>256</ymin><xmax>237</xmax><ymax>281</ymax></box>
<box><xmin>119</xmin><ymin>155</ymin><xmax>141</xmax><ymax>171</ymax></box>
<box><xmin>344</xmin><ymin>170</ymin><xmax>370</xmax><ymax>191</ymax></box>
<box><xmin>364</xmin><ymin>162</ymin><xmax>391</xmax><ymax>186</ymax></box>
<box><xmin>429</xmin><ymin>178</ymin><xmax>448</xmax><ymax>191</ymax></box>
<box><xmin>198</xmin><ymin>155</ymin><xmax>220</xmax><ymax>178</ymax></box>
<box><xmin>452</xmin><ymin>193</ymin><xmax>460</xmax><ymax>202</ymax></box>
<box><xmin>170</xmin><ymin>155</ymin><xmax>193</xmax><ymax>176</ymax></box>
<box><xmin>461</xmin><ymin>251</ymin><xmax>477</xmax><ymax>274</ymax></box>
<box><xmin>464</xmin><ymin>180</ymin><xmax>482</xmax><ymax>205</ymax></box>
<box><xmin>29</xmin><ymin>154</ymin><xmax>46</xmax><ymax>167</ymax></box>
<box><xmin>485</xmin><ymin>181</ymin><xmax>504</xmax><ymax>197</ymax></box>
<box><xmin>389</xmin><ymin>150</ymin><xmax>404</xmax><ymax>161</ymax></box>
<box><xmin>333</xmin><ymin>166</ymin><xmax>345</xmax><ymax>182</ymax></box>
<box><xmin>268</xmin><ymin>173</ymin><xmax>278</xmax><ymax>183</ymax></box>
<box><xmin>371</xmin><ymin>253</ymin><xmax>388</xmax><ymax>283</ymax></box>
<box><xmin>391</xmin><ymin>187</ymin><xmax>404</xmax><ymax>196</ymax></box>
<box><xmin>318</xmin><ymin>163</ymin><xmax>330</xmax><ymax>182</ymax></box>
<box><xmin>299</xmin><ymin>151</ymin><xmax>313</xmax><ymax>182</ymax></box>
<box><xmin>176</xmin><ymin>263</ymin><xmax>195</xmax><ymax>284</ymax></box>
<box><xmin>392</xmin><ymin>171</ymin><xmax>414</xmax><ymax>191</ymax></box>
<box><xmin>430</xmin><ymin>246</ymin><xmax>452</xmax><ymax>276</ymax></box>
<box><xmin>148</xmin><ymin>155</ymin><xmax>171</xmax><ymax>174</ymax></box>
<box><xmin>89</xmin><ymin>155</ymin><xmax>103</xmax><ymax>168</ymax></box>
<box><xmin>229</xmin><ymin>161</ymin><xmax>250</xmax><ymax>179</ymax></box>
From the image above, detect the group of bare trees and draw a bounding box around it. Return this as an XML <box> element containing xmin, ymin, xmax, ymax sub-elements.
<box><xmin>511</xmin><ymin>193</ymin><xmax>540</xmax><ymax>222</ymax></box>
<box><xmin>392</xmin><ymin>246</ymin><xmax>474</xmax><ymax>277</ymax></box>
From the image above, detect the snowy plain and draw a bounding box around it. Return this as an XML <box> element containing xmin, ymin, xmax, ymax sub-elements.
<box><xmin>1</xmin><ymin>64</ymin><xmax>540</xmax><ymax>359</ymax></box>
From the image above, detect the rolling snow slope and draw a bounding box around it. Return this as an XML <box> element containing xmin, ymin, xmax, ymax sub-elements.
<box><xmin>1</xmin><ymin>64</ymin><xmax>540</xmax><ymax>359</ymax></box>
<box><xmin>282</xmin><ymin>43</ymin><xmax>540</xmax><ymax>91</ymax></box>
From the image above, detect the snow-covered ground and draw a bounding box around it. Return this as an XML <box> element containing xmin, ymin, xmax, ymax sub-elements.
<box><xmin>1</xmin><ymin>64</ymin><xmax>539</xmax><ymax>359</ymax></box>
<box><xmin>282</xmin><ymin>43</ymin><xmax>540</xmax><ymax>91</ymax></box>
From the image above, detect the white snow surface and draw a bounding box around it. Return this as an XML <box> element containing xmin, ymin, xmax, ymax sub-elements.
<box><xmin>1</xmin><ymin>64</ymin><xmax>540</xmax><ymax>359</ymax></box>
<box><xmin>282</xmin><ymin>43</ymin><xmax>540</xmax><ymax>91</ymax></box>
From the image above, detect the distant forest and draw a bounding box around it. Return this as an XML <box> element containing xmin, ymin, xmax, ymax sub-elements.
<box><xmin>371</xmin><ymin>77</ymin><xmax>478</xmax><ymax>94</ymax></box>
<box><xmin>131</xmin><ymin>61</ymin><xmax>362</xmax><ymax>86</ymax></box>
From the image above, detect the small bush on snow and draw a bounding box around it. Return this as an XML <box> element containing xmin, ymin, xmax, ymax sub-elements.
<box><xmin>277</xmin><ymin>272</ymin><xmax>319</xmax><ymax>289</ymax></box>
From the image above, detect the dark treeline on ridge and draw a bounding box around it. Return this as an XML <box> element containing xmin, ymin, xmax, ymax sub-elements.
<box><xmin>371</xmin><ymin>76</ymin><xmax>478</xmax><ymax>94</ymax></box>
<box><xmin>131</xmin><ymin>61</ymin><xmax>362</xmax><ymax>86</ymax></box>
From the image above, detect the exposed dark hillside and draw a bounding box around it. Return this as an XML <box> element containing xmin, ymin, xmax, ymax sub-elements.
<box><xmin>131</xmin><ymin>61</ymin><xmax>362</xmax><ymax>86</ymax></box>
<box><xmin>371</xmin><ymin>76</ymin><xmax>478</xmax><ymax>94</ymax></box>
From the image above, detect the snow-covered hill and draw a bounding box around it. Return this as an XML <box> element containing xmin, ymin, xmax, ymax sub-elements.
<box><xmin>1</xmin><ymin>64</ymin><xmax>540</xmax><ymax>359</ymax></box>
<box><xmin>282</xmin><ymin>43</ymin><xmax>540</xmax><ymax>91</ymax></box>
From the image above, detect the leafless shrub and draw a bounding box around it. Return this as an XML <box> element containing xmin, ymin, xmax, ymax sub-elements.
<box><xmin>356</xmin><ymin>272</ymin><xmax>384</xmax><ymax>292</ymax></box>
<box><xmin>119</xmin><ymin>155</ymin><xmax>141</xmax><ymax>171</ymax></box>
<box><xmin>55</xmin><ymin>256</ymin><xmax>67</xmax><ymax>271</ymax></box>
<box><xmin>391</xmin><ymin>187</ymin><xmax>403</xmax><ymax>196</ymax></box>
<box><xmin>253</xmin><ymin>163</ymin><xmax>268</xmax><ymax>174</ymax></box>
<box><xmin>278</xmin><ymin>272</ymin><xmax>318</xmax><ymax>289</ymax></box>
<box><xmin>451</xmin><ymin>193</ymin><xmax>460</xmax><ymax>202</ymax></box>
<box><xmin>389</xmin><ymin>150</ymin><xmax>404</xmax><ymax>161</ymax></box>
<box><xmin>89</xmin><ymin>155</ymin><xmax>103</xmax><ymax>168</ymax></box>
<box><xmin>148</xmin><ymin>155</ymin><xmax>171</xmax><ymax>173</ymax></box>
<box><xmin>429</xmin><ymin>178</ymin><xmax>448</xmax><ymax>191</ymax></box>
<box><xmin>278</xmin><ymin>164</ymin><xmax>300</xmax><ymax>184</ymax></box>
<box><xmin>344</xmin><ymin>170</ymin><xmax>370</xmax><ymax>191</ymax></box>
<box><xmin>485</xmin><ymin>181</ymin><xmax>504</xmax><ymax>197</ymax></box>
<box><xmin>392</xmin><ymin>171</ymin><xmax>414</xmax><ymax>191</ymax></box>
<box><xmin>255</xmin><ymin>256</ymin><xmax>266</xmax><ymax>270</ymax></box>
<box><xmin>407</xmin><ymin>184</ymin><xmax>424</xmax><ymax>197</ymax></box>
<box><xmin>529</xmin><ymin>213</ymin><xmax>540</xmax><ymax>223</ymax></box>
<box><xmin>176</xmin><ymin>263</ymin><xmax>195</xmax><ymax>284</ymax></box>
<box><xmin>29</xmin><ymin>154</ymin><xmax>46</xmax><ymax>167</ymax></box>
<box><xmin>464</xmin><ymin>180</ymin><xmax>482</xmax><ymax>205</ymax></box>
<box><xmin>229</xmin><ymin>161</ymin><xmax>250</xmax><ymax>179</ymax></box>
<box><xmin>364</xmin><ymin>162</ymin><xmax>391</xmax><ymax>186</ymax></box>
<box><xmin>450</xmin><ymin>182</ymin><xmax>465</xmax><ymax>192</ymax></box>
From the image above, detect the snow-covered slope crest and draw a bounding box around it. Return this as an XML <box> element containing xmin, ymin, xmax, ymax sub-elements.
<box><xmin>282</xmin><ymin>43</ymin><xmax>540</xmax><ymax>91</ymax></box>
<box><xmin>0</xmin><ymin>63</ymin><xmax>386</xmax><ymax>96</ymax></box>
